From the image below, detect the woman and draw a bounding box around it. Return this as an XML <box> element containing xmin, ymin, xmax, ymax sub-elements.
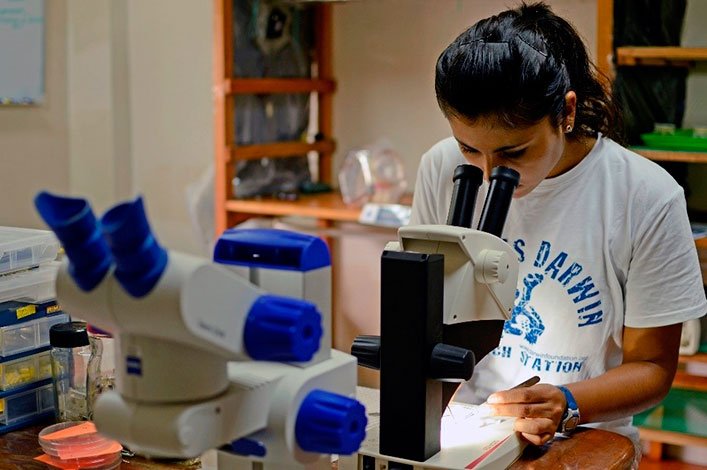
<box><xmin>411</xmin><ymin>1</ymin><xmax>706</xmax><ymax>451</ymax></box>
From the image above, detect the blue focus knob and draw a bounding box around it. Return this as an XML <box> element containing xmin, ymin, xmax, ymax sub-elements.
<box><xmin>295</xmin><ymin>390</ymin><xmax>367</xmax><ymax>455</ymax></box>
<box><xmin>244</xmin><ymin>295</ymin><xmax>322</xmax><ymax>362</ymax></box>
<box><xmin>34</xmin><ymin>192</ymin><xmax>112</xmax><ymax>291</ymax></box>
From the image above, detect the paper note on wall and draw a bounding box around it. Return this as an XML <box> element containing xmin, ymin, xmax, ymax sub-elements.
<box><xmin>0</xmin><ymin>0</ymin><xmax>44</xmax><ymax>105</ymax></box>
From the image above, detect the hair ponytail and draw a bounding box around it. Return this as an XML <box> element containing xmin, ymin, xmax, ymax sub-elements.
<box><xmin>435</xmin><ymin>2</ymin><xmax>621</xmax><ymax>142</ymax></box>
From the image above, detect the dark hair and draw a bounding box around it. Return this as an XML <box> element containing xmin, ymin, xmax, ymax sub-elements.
<box><xmin>435</xmin><ymin>2</ymin><xmax>620</xmax><ymax>141</ymax></box>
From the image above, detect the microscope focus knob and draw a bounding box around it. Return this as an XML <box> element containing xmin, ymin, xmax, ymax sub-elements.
<box><xmin>351</xmin><ymin>335</ymin><xmax>381</xmax><ymax>370</ymax></box>
<box><xmin>429</xmin><ymin>343</ymin><xmax>475</xmax><ymax>381</ymax></box>
<box><xmin>244</xmin><ymin>294</ymin><xmax>323</xmax><ymax>362</ymax></box>
<box><xmin>475</xmin><ymin>249</ymin><xmax>510</xmax><ymax>284</ymax></box>
<box><xmin>295</xmin><ymin>389</ymin><xmax>367</xmax><ymax>455</ymax></box>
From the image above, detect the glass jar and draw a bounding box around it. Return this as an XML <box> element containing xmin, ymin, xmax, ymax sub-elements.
<box><xmin>49</xmin><ymin>321</ymin><xmax>94</xmax><ymax>422</ymax></box>
<box><xmin>87</xmin><ymin>325</ymin><xmax>116</xmax><ymax>419</ymax></box>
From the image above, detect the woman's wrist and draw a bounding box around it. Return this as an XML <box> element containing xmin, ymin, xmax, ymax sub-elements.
<box><xmin>556</xmin><ymin>385</ymin><xmax>581</xmax><ymax>434</ymax></box>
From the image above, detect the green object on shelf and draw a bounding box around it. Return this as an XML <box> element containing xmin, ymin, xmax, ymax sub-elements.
<box><xmin>640</xmin><ymin>129</ymin><xmax>707</xmax><ymax>152</ymax></box>
<box><xmin>634</xmin><ymin>388</ymin><xmax>707</xmax><ymax>437</ymax></box>
<box><xmin>299</xmin><ymin>181</ymin><xmax>332</xmax><ymax>194</ymax></box>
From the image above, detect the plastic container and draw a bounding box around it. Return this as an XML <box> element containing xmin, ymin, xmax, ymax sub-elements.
<box><xmin>50</xmin><ymin>322</ymin><xmax>95</xmax><ymax>422</ymax></box>
<box><xmin>0</xmin><ymin>313</ymin><xmax>69</xmax><ymax>358</ymax></box>
<box><xmin>653</xmin><ymin>122</ymin><xmax>676</xmax><ymax>135</ymax></box>
<box><xmin>0</xmin><ymin>262</ymin><xmax>59</xmax><ymax>304</ymax></box>
<box><xmin>0</xmin><ymin>227</ymin><xmax>60</xmax><ymax>276</ymax></box>
<box><xmin>338</xmin><ymin>145</ymin><xmax>407</xmax><ymax>206</ymax></box>
<box><xmin>39</xmin><ymin>421</ymin><xmax>122</xmax><ymax>469</ymax></box>
<box><xmin>640</xmin><ymin>129</ymin><xmax>707</xmax><ymax>151</ymax></box>
<box><xmin>0</xmin><ymin>299</ymin><xmax>61</xmax><ymax>328</ymax></box>
<box><xmin>86</xmin><ymin>326</ymin><xmax>115</xmax><ymax>419</ymax></box>
<box><xmin>0</xmin><ymin>381</ymin><xmax>54</xmax><ymax>426</ymax></box>
<box><xmin>0</xmin><ymin>349</ymin><xmax>52</xmax><ymax>391</ymax></box>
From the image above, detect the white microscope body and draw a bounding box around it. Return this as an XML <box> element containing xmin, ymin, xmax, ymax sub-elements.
<box><xmin>390</xmin><ymin>224</ymin><xmax>518</xmax><ymax>324</ymax></box>
<box><xmin>35</xmin><ymin>193</ymin><xmax>366</xmax><ymax>469</ymax></box>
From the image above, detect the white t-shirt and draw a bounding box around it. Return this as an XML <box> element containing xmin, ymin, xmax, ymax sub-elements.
<box><xmin>410</xmin><ymin>134</ymin><xmax>707</xmax><ymax>442</ymax></box>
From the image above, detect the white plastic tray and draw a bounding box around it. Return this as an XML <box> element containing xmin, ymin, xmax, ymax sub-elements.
<box><xmin>0</xmin><ymin>313</ymin><xmax>69</xmax><ymax>358</ymax></box>
<box><xmin>0</xmin><ymin>227</ymin><xmax>59</xmax><ymax>275</ymax></box>
<box><xmin>0</xmin><ymin>382</ymin><xmax>54</xmax><ymax>425</ymax></box>
<box><xmin>0</xmin><ymin>262</ymin><xmax>59</xmax><ymax>304</ymax></box>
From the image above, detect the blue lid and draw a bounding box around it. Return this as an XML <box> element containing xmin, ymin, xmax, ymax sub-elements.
<box><xmin>295</xmin><ymin>389</ymin><xmax>367</xmax><ymax>455</ymax></box>
<box><xmin>213</xmin><ymin>228</ymin><xmax>330</xmax><ymax>271</ymax></box>
<box><xmin>244</xmin><ymin>294</ymin><xmax>322</xmax><ymax>362</ymax></box>
<box><xmin>34</xmin><ymin>192</ymin><xmax>112</xmax><ymax>292</ymax></box>
<box><xmin>225</xmin><ymin>438</ymin><xmax>267</xmax><ymax>458</ymax></box>
<box><xmin>101</xmin><ymin>197</ymin><xmax>168</xmax><ymax>298</ymax></box>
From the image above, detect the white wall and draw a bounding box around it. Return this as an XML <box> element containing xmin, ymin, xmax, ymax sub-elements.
<box><xmin>124</xmin><ymin>0</ymin><xmax>213</xmax><ymax>255</ymax></box>
<box><xmin>0</xmin><ymin>0</ymin><xmax>69</xmax><ymax>228</ymax></box>
<box><xmin>331</xmin><ymin>0</ymin><xmax>598</xmax><ymax>189</ymax></box>
<box><xmin>67</xmin><ymin>0</ymin><xmax>132</xmax><ymax>214</ymax></box>
<box><xmin>0</xmin><ymin>0</ymin><xmax>211</xmax><ymax>259</ymax></box>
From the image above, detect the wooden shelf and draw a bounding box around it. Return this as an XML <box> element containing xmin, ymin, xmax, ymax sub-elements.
<box><xmin>214</xmin><ymin>3</ymin><xmax>336</xmax><ymax>233</ymax></box>
<box><xmin>673</xmin><ymin>371</ymin><xmax>707</xmax><ymax>392</ymax></box>
<box><xmin>678</xmin><ymin>352</ymin><xmax>707</xmax><ymax>365</ymax></box>
<box><xmin>617</xmin><ymin>47</ymin><xmax>707</xmax><ymax>66</ymax></box>
<box><xmin>675</xmin><ymin>352</ymin><xmax>707</xmax><ymax>393</ymax></box>
<box><xmin>225</xmin><ymin>193</ymin><xmax>362</xmax><ymax>222</ymax></box>
<box><xmin>229</xmin><ymin>139</ymin><xmax>336</xmax><ymax>162</ymax></box>
<box><xmin>226</xmin><ymin>78</ymin><xmax>336</xmax><ymax>95</ymax></box>
<box><xmin>638</xmin><ymin>428</ymin><xmax>707</xmax><ymax>449</ymax></box>
<box><xmin>632</xmin><ymin>147</ymin><xmax>707</xmax><ymax>163</ymax></box>
<box><xmin>635</xmin><ymin>388</ymin><xmax>707</xmax><ymax>448</ymax></box>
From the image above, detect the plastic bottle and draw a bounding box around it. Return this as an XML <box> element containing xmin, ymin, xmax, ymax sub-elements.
<box><xmin>49</xmin><ymin>321</ymin><xmax>94</xmax><ymax>422</ymax></box>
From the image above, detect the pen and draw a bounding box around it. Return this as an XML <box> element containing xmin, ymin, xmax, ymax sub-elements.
<box><xmin>474</xmin><ymin>376</ymin><xmax>542</xmax><ymax>420</ymax></box>
<box><xmin>510</xmin><ymin>375</ymin><xmax>541</xmax><ymax>390</ymax></box>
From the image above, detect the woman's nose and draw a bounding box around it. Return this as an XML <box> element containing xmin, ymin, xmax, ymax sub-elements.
<box><xmin>482</xmin><ymin>155</ymin><xmax>502</xmax><ymax>179</ymax></box>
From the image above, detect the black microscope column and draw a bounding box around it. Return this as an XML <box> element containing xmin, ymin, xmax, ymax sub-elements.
<box><xmin>379</xmin><ymin>250</ymin><xmax>444</xmax><ymax>463</ymax></box>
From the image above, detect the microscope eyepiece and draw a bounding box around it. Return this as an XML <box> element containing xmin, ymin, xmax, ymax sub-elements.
<box><xmin>446</xmin><ymin>164</ymin><xmax>484</xmax><ymax>228</ymax></box>
<box><xmin>101</xmin><ymin>197</ymin><xmax>168</xmax><ymax>298</ymax></box>
<box><xmin>34</xmin><ymin>192</ymin><xmax>112</xmax><ymax>292</ymax></box>
<box><xmin>477</xmin><ymin>166</ymin><xmax>520</xmax><ymax>238</ymax></box>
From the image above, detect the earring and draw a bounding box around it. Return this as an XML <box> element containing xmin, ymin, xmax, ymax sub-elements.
<box><xmin>565</xmin><ymin>124</ymin><xmax>573</xmax><ymax>133</ymax></box>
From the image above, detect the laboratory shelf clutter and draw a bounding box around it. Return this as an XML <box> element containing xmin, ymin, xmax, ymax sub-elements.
<box><xmin>0</xmin><ymin>227</ymin><xmax>69</xmax><ymax>434</ymax></box>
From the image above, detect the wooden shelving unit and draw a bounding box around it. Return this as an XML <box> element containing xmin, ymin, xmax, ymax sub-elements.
<box><xmin>632</xmin><ymin>148</ymin><xmax>707</xmax><ymax>164</ymax></box>
<box><xmin>596</xmin><ymin>3</ymin><xmax>707</xmax><ymax>76</ymax></box>
<box><xmin>597</xmin><ymin>1</ymin><xmax>707</xmax><ymax>461</ymax></box>
<box><xmin>228</xmin><ymin>78</ymin><xmax>336</xmax><ymax>95</ymax></box>
<box><xmin>224</xmin><ymin>193</ymin><xmax>361</xmax><ymax>223</ymax></box>
<box><xmin>229</xmin><ymin>140</ymin><xmax>337</xmax><ymax>162</ymax></box>
<box><xmin>635</xmin><ymin>352</ymin><xmax>707</xmax><ymax>457</ymax></box>
<box><xmin>616</xmin><ymin>47</ymin><xmax>707</xmax><ymax>67</ymax></box>
<box><xmin>213</xmin><ymin>1</ymin><xmax>340</xmax><ymax>235</ymax></box>
<box><xmin>674</xmin><ymin>352</ymin><xmax>707</xmax><ymax>392</ymax></box>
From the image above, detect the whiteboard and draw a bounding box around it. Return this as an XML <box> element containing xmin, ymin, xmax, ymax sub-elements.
<box><xmin>0</xmin><ymin>0</ymin><xmax>44</xmax><ymax>105</ymax></box>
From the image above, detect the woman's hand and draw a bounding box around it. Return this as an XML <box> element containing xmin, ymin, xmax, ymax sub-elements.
<box><xmin>486</xmin><ymin>383</ymin><xmax>567</xmax><ymax>446</ymax></box>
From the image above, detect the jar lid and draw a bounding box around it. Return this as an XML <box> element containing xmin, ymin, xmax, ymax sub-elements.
<box><xmin>50</xmin><ymin>321</ymin><xmax>90</xmax><ymax>348</ymax></box>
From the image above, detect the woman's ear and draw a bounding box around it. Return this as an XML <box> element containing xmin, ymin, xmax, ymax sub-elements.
<box><xmin>563</xmin><ymin>91</ymin><xmax>577</xmax><ymax>133</ymax></box>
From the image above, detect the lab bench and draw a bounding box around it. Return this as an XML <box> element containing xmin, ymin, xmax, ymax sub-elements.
<box><xmin>0</xmin><ymin>422</ymin><xmax>635</xmax><ymax>469</ymax></box>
